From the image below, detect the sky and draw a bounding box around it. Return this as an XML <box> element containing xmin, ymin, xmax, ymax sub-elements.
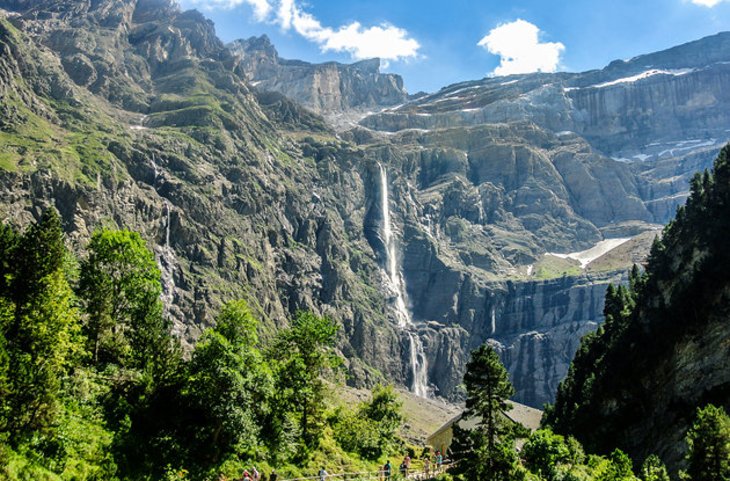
<box><xmin>178</xmin><ymin>0</ymin><xmax>730</xmax><ymax>93</ymax></box>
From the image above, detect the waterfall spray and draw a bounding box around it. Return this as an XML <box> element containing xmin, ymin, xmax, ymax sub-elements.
<box><xmin>378</xmin><ymin>163</ymin><xmax>429</xmax><ymax>398</ymax></box>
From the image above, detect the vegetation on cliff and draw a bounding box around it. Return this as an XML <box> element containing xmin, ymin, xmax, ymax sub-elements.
<box><xmin>0</xmin><ymin>210</ymin><xmax>406</xmax><ymax>481</ymax></box>
<box><xmin>447</xmin><ymin>342</ymin><xmax>728</xmax><ymax>481</ymax></box>
<box><xmin>544</xmin><ymin>145</ymin><xmax>730</xmax><ymax>471</ymax></box>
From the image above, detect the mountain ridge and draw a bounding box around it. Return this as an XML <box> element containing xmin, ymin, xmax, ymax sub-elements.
<box><xmin>0</xmin><ymin>0</ymin><xmax>728</xmax><ymax>408</ymax></box>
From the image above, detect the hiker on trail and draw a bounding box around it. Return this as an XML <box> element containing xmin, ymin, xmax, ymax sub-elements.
<box><xmin>270</xmin><ymin>471</ymin><xmax>278</xmax><ymax>481</ymax></box>
<box><xmin>404</xmin><ymin>455</ymin><xmax>411</xmax><ymax>477</ymax></box>
<box><xmin>252</xmin><ymin>467</ymin><xmax>260</xmax><ymax>481</ymax></box>
<box><xmin>399</xmin><ymin>462</ymin><xmax>407</xmax><ymax>478</ymax></box>
<box><xmin>318</xmin><ymin>467</ymin><xmax>328</xmax><ymax>481</ymax></box>
<box><xmin>436</xmin><ymin>451</ymin><xmax>443</xmax><ymax>472</ymax></box>
<box><xmin>383</xmin><ymin>460</ymin><xmax>392</xmax><ymax>481</ymax></box>
<box><xmin>242</xmin><ymin>470</ymin><xmax>252</xmax><ymax>481</ymax></box>
<box><xmin>423</xmin><ymin>457</ymin><xmax>431</xmax><ymax>477</ymax></box>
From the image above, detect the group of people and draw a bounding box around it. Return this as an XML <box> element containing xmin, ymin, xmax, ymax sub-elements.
<box><xmin>219</xmin><ymin>450</ymin><xmax>446</xmax><ymax>481</ymax></box>
<box><xmin>380</xmin><ymin>450</ymin><xmax>445</xmax><ymax>480</ymax></box>
<box><xmin>218</xmin><ymin>467</ymin><xmax>278</xmax><ymax>481</ymax></box>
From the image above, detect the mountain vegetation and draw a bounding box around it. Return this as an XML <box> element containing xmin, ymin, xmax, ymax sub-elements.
<box><xmin>545</xmin><ymin>145</ymin><xmax>730</xmax><ymax>472</ymax></box>
<box><xmin>449</xmin><ymin>341</ymin><xmax>729</xmax><ymax>481</ymax></box>
<box><xmin>0</xmin><ymin>211</ymin><xmax>406</xmax><ymax>481</ymax></box>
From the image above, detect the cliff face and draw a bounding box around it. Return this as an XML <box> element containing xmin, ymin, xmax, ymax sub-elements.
<box><xmin>1</xmin><ymin>0</ymin><xmax>728</xmax><ymax>410</ymax></box>
<box><xmin>547</xmin><ymin>146</ymin><xmax>730</xmax><ymax>472</ymax></box>
<box><xmin>229</xmin><ymin>35</ymin><xmax>407</xmax><ymax>114</ymax></box>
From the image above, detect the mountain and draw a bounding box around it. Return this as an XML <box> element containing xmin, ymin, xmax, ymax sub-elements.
<box><xmin>546</xmin><ymin>146</ymin><xmax>730</xmax><ymax>473</ymax></box>
<box><xmin>0</xmin><ymin>0</ymin><xmax>728</xmax><ymax>408</ymax></box>
<box><xmin>229</xmin><ymin>35</ymin><xmax>407</xmax><ymax>115</ymax></box>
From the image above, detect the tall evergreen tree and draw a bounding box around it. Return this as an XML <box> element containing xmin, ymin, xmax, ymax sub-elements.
<box><xmin>453</xmin><ymin>343</ymin><xmax>517</xmax><ymax>481</ymax></box>
<box><xmin>684</xmin><ymin>405</ymin><xmax>730</xmax><ymax>481</ymax></box>
<box><xmin>1</xmin><ymin>209</ymin><xmax>83</xmax><ymax>438</ymax></box>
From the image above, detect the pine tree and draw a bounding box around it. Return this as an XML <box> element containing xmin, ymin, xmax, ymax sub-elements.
<box><xmin>684</xmin><ymin>405</ymin><xmax>730</xmax><ymax>481</ymax></box>
<box><xmin>2</xmin><ymin>209</ymin><xmax>83</xmax><ymax>438</ymax></box>
<box><xmin>454</xmin><ymin>343</ymin><xmax>516</xmax><ymax>481</ymax></box>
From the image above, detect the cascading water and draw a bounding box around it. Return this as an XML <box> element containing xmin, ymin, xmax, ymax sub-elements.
<box><xmin>378</xmin><ymin>163</ymin><xmax>430</xmax><ymax>398</ymax></box>
<box><xmin>150</xmin><ymin>155</ymin><xmax>177</xmax><ymax>314</ymax></box>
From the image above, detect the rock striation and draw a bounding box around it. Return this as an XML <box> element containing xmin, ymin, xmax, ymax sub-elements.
<box><xmin>0</xmin><ymin>0</ymin><xmax>728</xmax><ymax>408</ymax></box>
<box><xmin>229</xmin><ymin>35</ymin><xmax>407</xmax><ymax>114</ymax></box>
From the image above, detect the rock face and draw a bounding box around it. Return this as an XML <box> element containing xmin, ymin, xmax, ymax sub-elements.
<box><xmin>229</xmin><ymin>35</ymin><xmax>407</xmax><ymax>114</ymax></box>
<box><xmin>0</xmin><ymin>0</ymin><xmax>728</xmax><ymax>409</ymax></box>
<box><xmin>547</xmin><ymin>146</ymin><xmax>730</xmax><ymax>473</ymax></box>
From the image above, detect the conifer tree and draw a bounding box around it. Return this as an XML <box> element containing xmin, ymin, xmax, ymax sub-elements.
<box><xmin>684</xmin><ymin>405</ymin><xmax>730</xmax><ymax>481</ymax></box>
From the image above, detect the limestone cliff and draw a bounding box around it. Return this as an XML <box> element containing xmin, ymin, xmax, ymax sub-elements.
<box><xmin>546</xmin><ymin>145</ymin><xmax>730</xmax><ymax>473</ymax></box>
<box><xmin>0</xmin><ymin>0</ymin><xmax>728</xmax><ymax>410</ymax></box>
<box><xmin>229</xmin><ymin>35</ymin><xmax>407</xmax><ymax>114</ymax></box>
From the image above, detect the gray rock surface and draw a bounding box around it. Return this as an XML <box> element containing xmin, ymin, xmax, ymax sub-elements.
<box><xmin>0</xmin><ymin>0</ymin><xmax>728</xmax><ymax>408</ymax></box>
<box><xmin>229</xmin><ymin>35</ymin><xmax>407</xmax><ymax>114</ymax></box>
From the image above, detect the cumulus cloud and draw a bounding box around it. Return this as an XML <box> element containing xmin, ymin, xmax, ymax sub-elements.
<box><xmin>185</xmin><ymin>0</ymin><xmax>271</xmax><ymax>20</ymax></box>
<box><xmin>278</xmin><ymin>1</ymin><xmax>419</xmax><ymax>62</ymax></box>
<box><xmin>186</xmin><ymin>0</ymin><xmax>420</xmax><ymax>63</ymax></box>
<box><xmin>690</xmin><ymin>0</ymin><xmax>726</xmax><ymax>6</ymax></box>
<box><xmin>478</xmin><ymin>19</ymin><xmax>565</xmax><ymax>76</ymax></box>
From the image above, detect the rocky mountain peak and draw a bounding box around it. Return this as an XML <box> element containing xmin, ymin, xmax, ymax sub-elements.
<box><xmin>229</xmin><ymin>35</ymin><xmax>406</xmax><ymax>114</ymax></box>
<box><xmin>233</xmin><ymin>34</ymin><xmax>279</xmax><ymax>58</ymax></box>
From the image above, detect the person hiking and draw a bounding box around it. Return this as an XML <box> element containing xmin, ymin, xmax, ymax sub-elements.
<box><xmin>403</xmin><ymin>455</ymin><xmax>411</xmax><ymax>477</ymax></box>
<box><xmin>399</xmin><ymin>462</ymin><xmax>407</xmax><ymax>478</ymax></box>
<box><xmin>423</xmin><ymin>457</ymin><xmax>431</xmax><ymax>477</ymax></box>
<box><xmin>435</xmin><ymin>451</ymin><xmax>443</xmax><ymax>472</ymax></box>
<box><xmin>318</xmin><ymin>467</ymin><xmax>328</xmax><ymax>481</ymax></box>
<box><xmin>252</xmin><ymin>467</ymin><xmax>260</xmax><ymax>481</ymax></box>
<box><xmin>242</xmin><ymin>470</ymin><xmax>252</xmax><ymax>481</ymax></box>
<box><xmin>269</xmin><ymin>471</ymin><xmax>278</xmax><ymax>481</ymax></box>
<box><xmin>383</xmin><ymin>460</ymin><xmax>392</xmax><ymax>481</ymax></box>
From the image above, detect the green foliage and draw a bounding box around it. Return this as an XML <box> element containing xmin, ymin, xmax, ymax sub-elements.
<box><xmin>546</xmin><ymin>145</ymin><xmax>730</xmax><ymax>469</ymax></box>
<box><xmin>523</xmin><ymin>429</ymin><xmax>583</xmax><ymax>480</ymax></box>
<box><xmin>1</xmin><ymin>210</ymin><xmax>84</xmax><ymax>439</ymax></box>
<box><xmin>332</xmin><ymin>384</ymin><xmax>403</xmax><ymax>460</ymax></box>
<box><xmin>640</xmin><ymin>455</ymin><xmax>669</xmax><ymax>481</ymax></box>
<box><xmin>272</xmin><ymin>311</ymin><xmax>340</xmax><ymax>449</ymax></box>
<box><xmin>79</xmin><ymin>229</ymin><xmax>167</xmax><ymax>371</ymax></box>
<box><xmin>182</xmin><ymin>300</ymin><xmax>273</xmax><ymax>465</ymax></box>
<box><xmin>363</xmin><ymin>384</ymin><xmax>404</xmax><ymax>448</ymax></box>
<box><xmin>0</xmin><ymin>214</ymin><xmax>516</xmax><ymax>480</ymax></box>
<box><xmin>463</xmin><ymin>344</ymin><xmax>515</xmax><ymax>449</ymax></box>
<box><xmin>452</xmin><ymin>343</ymin><xmax>516</xmax><ymax>481</ymax></box>
<box><xmin>683</xmin><ymin>405</ymin><xmax>730</xmax><ymax>481</ymax></box>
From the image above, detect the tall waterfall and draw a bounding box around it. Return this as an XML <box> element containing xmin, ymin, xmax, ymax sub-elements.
<box><xmin>378</xmin><ymin>163</ymin><xmax>430</xmax><ymax>398</ymax></box>
<box><xmin>151</xmin><ymin>155</ymin><xmax>177</xmax><ymax>314</ymax></box>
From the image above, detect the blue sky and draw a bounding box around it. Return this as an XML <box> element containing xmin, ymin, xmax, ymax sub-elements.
<box><xmin>179</xmin><ymin>0</ymin><xmax>730</xmax><ymax>93</ymax></box>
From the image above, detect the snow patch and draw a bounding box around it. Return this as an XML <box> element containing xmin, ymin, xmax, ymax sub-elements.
<box><xmin>590</xmin><ymin>69</ymin><xmax>695</xmax><ymax>89</ymax></box>
<box><xmin>548</xmin><ymin>237</ymin><xmax>632</xmax><ymax>269</ymax></box>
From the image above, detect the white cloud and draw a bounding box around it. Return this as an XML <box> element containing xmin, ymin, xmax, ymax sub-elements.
<box><xmin>477</xmin><ymin>19</ymin><xmax>565</xmax><ymax>76</ymax></box>
<box><xmin>690</xmin><ymin>0</ymin><xmax>726</xmax><ymax>6</ymax></box>
<box><xmin>280</xmin><ymin>2</ymin><xmax>419</xmax><ymax>62</ymax></box>
<box><xmin>185</xmin><ymin>0</ymin><xmax>271</xmax><ymax>20</ymax></box>
<box><xmin>185</xmin><ymin>0</ymin><xmax>420</xmax><ymax>63</ymax></box>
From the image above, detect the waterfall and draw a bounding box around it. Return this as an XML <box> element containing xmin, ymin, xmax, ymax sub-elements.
<box><xmin>378</xmin><ymin>163</ymin><xmax>430</xmax><ymax>398</ymax></box>
<box><xmin>165</xmin><ymin>200</ymin><xmax>171</xmax><ymax>247</ymax></box>
<box><xmin>158</xmin><ymin>200</ymin><xmax>177</xmax><ymax>313</ymax></box>
<box><xmin>150</xmin><ymin>156</ymin><xmax>177</xmax><ymax>315</ymax></box>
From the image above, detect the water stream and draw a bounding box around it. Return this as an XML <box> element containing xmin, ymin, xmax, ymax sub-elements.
<box><xmin>378</xmin><ymin>163</ymin><xmax>429</xmax><ymax>397</ymax></box>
